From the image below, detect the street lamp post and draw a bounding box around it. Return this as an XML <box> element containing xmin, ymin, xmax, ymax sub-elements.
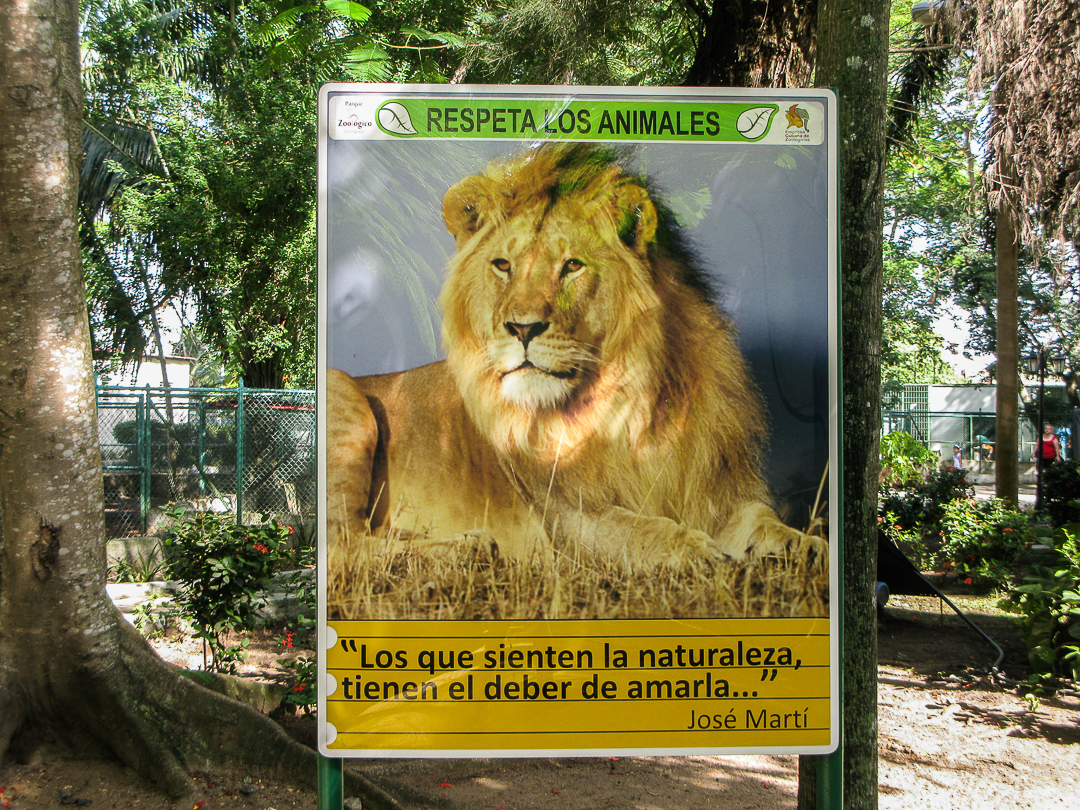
<box><xmin>1023</xmin><ymin>347</ymin><xmax>1067</xmax><ymax>512</ymax></box>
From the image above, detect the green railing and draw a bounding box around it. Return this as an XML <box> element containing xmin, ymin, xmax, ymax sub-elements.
<box><xmin>97</xmin><ymin>383</ymin><xmax>315</xmax><ymax>538</ymax></box>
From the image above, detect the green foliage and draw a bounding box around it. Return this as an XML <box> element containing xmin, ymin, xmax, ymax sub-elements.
<box><xmin>276</xmin><ymin>542</ymin><xmax>316</xmax><ymax>709</ymax></box>
<box><xmin>881</xmin><ymin>241</ymin><xmax>961</xmax><ymax>385</ymax></box>
<box><xmin>1000</xmin><ymin>523</ymin><xmax>1080</xmax><ymax>687</ymax></box>
<box><xmin>109</xmin><ymin>542</ymin><xmax>164</xmax><ymax>583</ymax></box>
<box><xmin>939</xmin><ymin>498</ymin><xmax>1036</xmax><ymax>589</ymax></box>
<box><xmin>131</xmin><ymin>596</ymin><xmax>177</xmax><ymax>638</ymax></box>
<box><xmin>256</xmin><ymin>0</ymin><xmax>467</xmax><ymax>84</ymax></box>
<box><xmin>879</xmin><ymin>467</ymin><xmax>974</xmax><ymax>567</ymax></box>
<box><xmin>1044</xmin><ymin>460</ymin><xmax>1080</xmax><ymax>527</ymax></box>
<box><xmin>880</xmin><ymin>430</ymin><xmax>938</xmax><ymax>487</ymax></box>
<box><xmin>162</xmin><ymin>510</ymin><xmax>295</xmax><ymax>672</ymax></box>
<box><xmin>459</xmin><ymin>0</ymin><xmax>696</xmax><ymax>86</ymax></box>
<box><xmin>80</xmin><ymin>0</ymin><xmax>330</xmax><ymax>388</ymax></box>
<box><xmin>278</xmin><ymin>653</ymin><xmax>317</xmax><ymax>710</ymax></box>
<box><xmin>880</xmin><ymin>467</ymin><xmax>973</xmax><ymax>532</ymax></box>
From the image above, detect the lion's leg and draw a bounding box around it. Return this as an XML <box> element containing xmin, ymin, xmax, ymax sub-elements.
<box><xmin>326</xmin><ymin>369</ymin><xmax>383</xmax><ymax>549</ymax></box>
<box><xmin>714</xmin><ymin>502</ymin><xmax>825</xmax><ymax>562</ymax></box>
<box><xmin>561</xmin><ymin>508</ymin><xmax>714</xmax><ymax>570</ymax></box>
<box><xmin>562</xmin><ymin>503</ymin><xmax>824</xmax><ymax>570</ymax></box>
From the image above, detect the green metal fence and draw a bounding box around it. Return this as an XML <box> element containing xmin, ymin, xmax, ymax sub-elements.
<box><xmin>97</xmin><ymin>384</ymin><xmax>315</xmax><ymax>538</ymax></box>
<box><xmin>881</xmin><ymin>408</ymin><xmax>1080</xmax><ymax>473</ymax></box>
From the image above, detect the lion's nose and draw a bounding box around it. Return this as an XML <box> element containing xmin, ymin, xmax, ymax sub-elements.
<box><xmin>505</xmin><ymin>321</ymin><xmax>548</xmax><ymax>349</ymax></box>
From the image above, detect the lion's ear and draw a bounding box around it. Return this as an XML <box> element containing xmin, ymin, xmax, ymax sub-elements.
<box><xmin>443</xmin><ymin>175</ymin><xmax>495</xmax><ymax>243</ymax></box>
<box><xmin>612</xmin><ymin>181</ymin><xmax>658</xmax><ymax>253</ymax></box>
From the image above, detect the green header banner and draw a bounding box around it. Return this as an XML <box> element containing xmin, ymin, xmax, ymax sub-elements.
<box><xmin>329</xmin><ymin>94</ymin><xmax>824</xmax><ymax>145</ymax></box>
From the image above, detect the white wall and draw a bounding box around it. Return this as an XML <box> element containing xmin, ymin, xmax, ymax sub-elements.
<box><xmin>928</xmin><ymin>384</ymin><xmax>996</xmax><ymax>413</ymax></box>
<box><xmin>97</xmin><ymin>355</ymin><xmax>193</xmax><ymax>389</ymax></box>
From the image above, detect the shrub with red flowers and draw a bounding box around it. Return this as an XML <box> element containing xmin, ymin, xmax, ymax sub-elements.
<box><xmin>275</xmin><ymin>540</ymin><xmax>317</xmax><ymax>709</ymax></box>
<box><xmin>879</xmin><ymin>467</ymin><xmax>974</xmax><ymax>568</ymax></box>
<box><xmin>938</xmin><ymin>497</ymin><xmax>1038</xmax><ymax>590</ymax></box>
<box><xmin>277</xmin><ymin>654</ymin><xmax>317</xmax><ymax>710</ymax></box>
<box><xmin>162</xmin><ymin>509</ymin><xmax>295</xmax><ymax>672</ymax></box>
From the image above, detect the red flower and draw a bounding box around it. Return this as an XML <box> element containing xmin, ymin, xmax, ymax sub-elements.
<box><xmin>440</xmin><ymin>782</ymin><xmax>453</xmax><ymax>788</ymax></box>
<box><xmin>964</xmin><ymin>578</ymin><xmax>973</xmax><ymax>585</ymax></box>
<box><xmin>254</xmin><ymin>542</ymin><xmax>269</xmax><ymax>554</ymax></box>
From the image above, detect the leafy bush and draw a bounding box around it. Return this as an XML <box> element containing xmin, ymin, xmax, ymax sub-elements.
<box><xmin>1000</xmin><ymin>523</ymin><xmax>1080</xmax><ymax>687</ymax></box>
<box><xmin>879</xmin><ymin>467</ymin><xmax>974</xmax><ymax>563</ymax></box>
<box><xmin>278</xmin><ymin>653</ymin><xmax>317</xmax><ymax>711</ymax></box>
<box><xmin>939</xmin><ymin>498</ymin><xmax>1035</xmax><ymax>589</ymax></box>
<box><xmin>162</xmin><ymin>510</ymin><xmax>294</xmax><ymax>672</ymax></box>
<box><xmin>276</xmin><ymin>542</ymin><xmax>316</xmax><ymax>710</ymax></box>
<box><xmin>1044</xmin><ymin>459</ymin><xmax>1080</xmax><ymax>527</ymax></box>
<box><xmin>109</xmin><ymin>541</ymin><xmax>164</xmax><ymax>583</ymax></box>
<box><xmin>880</xmin><ymin>430</ymin><xmax>938</xmax><ymax>487</ymax></box>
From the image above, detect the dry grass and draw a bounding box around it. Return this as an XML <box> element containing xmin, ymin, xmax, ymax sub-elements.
<box><xmin>327</xmin><ymin>524</ymin><xmax>829</xmax><ymax>622</ymax></box>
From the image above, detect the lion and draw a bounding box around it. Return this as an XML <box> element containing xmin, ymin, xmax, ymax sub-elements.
<box><xmin>326</xmin><ymin>143</ymin><xmax>813</xmax><ymax>570</ymax></box>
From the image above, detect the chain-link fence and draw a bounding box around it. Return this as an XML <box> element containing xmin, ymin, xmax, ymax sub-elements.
<box><xmin>98</xmin><ymin>385</ymin><xmax>315</xmax><ymax>538</ymax></box>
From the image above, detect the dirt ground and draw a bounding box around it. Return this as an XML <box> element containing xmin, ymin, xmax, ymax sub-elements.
<box><xmin>2</xmin><ymin>593</ymin><xmax>1078</xmax><ymax>809</ymax></box>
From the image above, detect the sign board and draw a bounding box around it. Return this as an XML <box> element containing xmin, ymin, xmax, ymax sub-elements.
<box><xmin>318</xmin><ymin>84</ymin><xmax>838</xmax><ymax>758</ymax></box>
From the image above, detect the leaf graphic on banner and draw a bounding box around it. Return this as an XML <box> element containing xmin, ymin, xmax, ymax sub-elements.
<box><xmin>379</xmin><ymin>103</ymin><xmax>417</xmax><ymax>135</ymax></box>
<box><xmin>736</xmin><ymin>107</ymin><xmax>774</xmax><ymax>139</ymax></box>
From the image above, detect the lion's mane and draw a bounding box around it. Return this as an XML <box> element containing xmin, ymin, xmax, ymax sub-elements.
<box><xmin>437</xmin><ymin>144</ymin><xmax>772</xmax><ymax>535</ymax></box>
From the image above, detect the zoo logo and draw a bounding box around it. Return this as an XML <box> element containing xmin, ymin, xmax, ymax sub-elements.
<box><xmin>784</xmin><ymin>105</ymin><xmax>810</xmax><ymax>132</ymax></box>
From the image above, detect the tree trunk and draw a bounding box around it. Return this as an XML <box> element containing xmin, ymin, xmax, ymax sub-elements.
<box><xmin>815</xmin><ymin>0</ymin><xmax>892</xmax><ymax>808</ymax></box>
<box><xmin>683</xmin><ymin>0</ymin><xmax>817</xmax><ymax>87</ymax></box>
<box><xmin>994</xmin><ymin>206</ymin><xmax>1019</xmax><ymax>506</ymax></box>
<box><xmin>0</xmin><ymin>2</ymin><xmax>393</xmax><ymax>807</ymax></box>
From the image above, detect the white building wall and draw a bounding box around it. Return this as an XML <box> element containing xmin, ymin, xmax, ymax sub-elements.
<box><xmin>928</xmin><ymin>384</ymin><xmax>996</xmax><ymax>413</ymax></box>
<box><xmin>98</xmin><ymin>356</ymin><xmax>193</xmax><ymax>389</ymax></box>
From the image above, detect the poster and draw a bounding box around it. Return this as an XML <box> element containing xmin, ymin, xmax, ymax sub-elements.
<box><xmin>318</xmin><ymin>85</ymin><xmax>838</xmax><ymax>757</ymax></box>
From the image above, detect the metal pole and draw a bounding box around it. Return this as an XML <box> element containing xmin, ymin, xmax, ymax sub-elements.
<box><xmin>141</xmin><ymin>388</ymin><xmax>151</xmax><ymax>533</ymax></box>
<box><xmin>236</xmin><ymin>378</ymin><xmax>245</xmax><ymax>523</ymax></box>
<box><xmin>317</xmin><ymin>755</ymin><xmax>343</xmax><ymax>810</ymax></box>
<box><xmin>198</xmin><ymin>395</ymin><xmax>207</xmax><ymax>497</ymax></box>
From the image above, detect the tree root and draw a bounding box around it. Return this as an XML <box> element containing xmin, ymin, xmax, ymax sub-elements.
<box><xmin>0</xmin><ymin>608</ymin><xmax>405</xmax><ymax>810</ymax></box>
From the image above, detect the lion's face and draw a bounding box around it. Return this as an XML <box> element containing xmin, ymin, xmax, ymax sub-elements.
<box><xmin>439</xmin><ymin>147</ymin><xmax>665</xmax><ymax>425</ymax></box>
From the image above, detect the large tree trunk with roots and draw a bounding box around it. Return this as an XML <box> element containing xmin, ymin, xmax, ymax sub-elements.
<box><xmin>0</xmin><ymin>2</ymin><xmax>393</xmax><ymax>807</ymax></box>
<box><xmin>814</xmin><ymin>0</ymin><xmax>892</xmax><ymax>808</ymax></box>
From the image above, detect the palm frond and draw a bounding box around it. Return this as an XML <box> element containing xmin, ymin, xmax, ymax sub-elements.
<box><xmin>343</xmin><ymin>42</ymin><xmax>391</xmax><ymax>82</ymax></box>
<box><xmin>254</xmin><ymin>4</ymin><xmax>320</xmax><ymax>45</ymax></box>
<box><xmin>323</xmin><ymin>0</ymin><xmax>371</xmax><ymax>23</ymax></box>
<box><xmin>80</xmin><ymin>120</ymin><xmax>164</xmax><ymax>221</ymax></box>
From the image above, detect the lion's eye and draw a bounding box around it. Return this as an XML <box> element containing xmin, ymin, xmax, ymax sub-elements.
<box><xmin>561</xmin><ymin>258</ymin><xmax>585</xmax><ymax>279</ymax></box>
<box><xmin>491</xmin><ymin>258</ymin><xmax>511</xmax><ymax>275</ymax></box>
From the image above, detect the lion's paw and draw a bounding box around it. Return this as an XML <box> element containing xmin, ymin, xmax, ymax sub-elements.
<box><xmin>715</xmin><ymin>503</ymin><xmax>827</xmax><ymax>565</ymax></box>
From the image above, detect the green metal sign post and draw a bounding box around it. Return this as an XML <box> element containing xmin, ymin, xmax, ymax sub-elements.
<box><xmin>317</xmin><ymin>754</ymin><xmax>343</xmax><ymax>810</ymax></box>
